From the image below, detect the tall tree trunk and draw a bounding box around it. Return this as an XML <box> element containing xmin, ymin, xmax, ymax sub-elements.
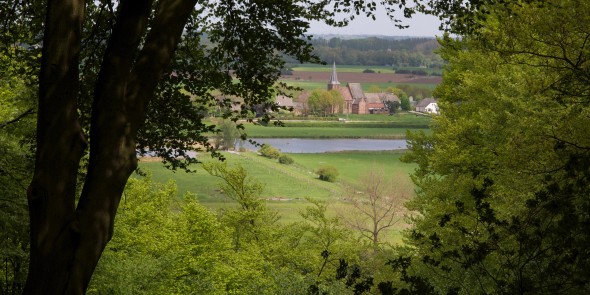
<box><xmin>25</xmin><ymin>0</ymin><xmax>86</xmax><ymax>293</ymax></box>
<box><xmin>25</xmin><ymin>0</ymin><xmax>197</xmax><ymax>293</ymax></box>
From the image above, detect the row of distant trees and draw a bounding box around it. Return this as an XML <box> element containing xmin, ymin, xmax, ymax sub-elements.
<box><xmin>283</xmin><ymin>37</ymin><xmax>445</xmax><ymax>68</ymax></box>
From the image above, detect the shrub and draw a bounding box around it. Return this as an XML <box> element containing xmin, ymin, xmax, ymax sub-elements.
<box><xmin>278</xmin><ymin>155</ymin><xmax>294</xmax><ymax>165</ymax></box>
<box><xmin>259</xmin><ymin>144</ymin><xmax>280</xmax><ymax>159</ymax></box>
<box><xmin>362</xmin><ymin>69</ymin><xmax>375</xmax><ymax>73</ymax></box>
<box><xmin>316</xmin><ymin>166</ymin><xmax>339</xmax><ymax>182</ymax></box>
<box><xmin>280</xmin><ymin>68</ymin><xmax>293</xmax><ymax>75</ymax></box>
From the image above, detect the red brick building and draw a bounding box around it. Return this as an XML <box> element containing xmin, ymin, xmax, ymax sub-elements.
<box><xmin>327</xmin><ymin>62</ymin><xmax>399</xmax><ymax>114</ymax></box>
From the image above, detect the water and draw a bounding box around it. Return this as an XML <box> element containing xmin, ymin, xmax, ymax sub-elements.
<box><xmin>242</xmin><ymin>138</ymin><xmax>407</xmax><ymax>153</ymax></box>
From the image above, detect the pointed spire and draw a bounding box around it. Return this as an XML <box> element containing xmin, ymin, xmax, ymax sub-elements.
<box><xmin>327</xmin><ymin>61</ymin><xmax>340</xmax><ymax>90</ymax></box>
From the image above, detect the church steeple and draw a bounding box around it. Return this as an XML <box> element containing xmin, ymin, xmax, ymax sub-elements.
<box><xmin>327</xmin><ymin>61</ymin><xmax>340</xmax><ymax>90</ymax></box>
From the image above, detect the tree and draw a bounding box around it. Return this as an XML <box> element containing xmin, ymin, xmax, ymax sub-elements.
<box><xmin>368</xmin><ymin>85</ymin><xmax>382</xmax><ymax>93</ymax></box>
<box><xmin>2</xmin><ymin>0</ymin><xmax>439</xmax><ymax>292</ymax></box>
<box><xmin>87</xmin><ymin>178</ymin><xmax>235</xmax><ymax>294</ymax></box>
<box><xmin>383</xmin><ymin>100</ymin><xmax>400</xmax><ymax>115</ymax></box>
<box><xmin>308</xmin><ymin>89</ymin><xmax>345</xmax><ymax>116</ymax></box>
<box><xmin>212</xmin><ymin>119</ymin><xmax>241</xmax><ymax>151</ymax></box>
<box><xmin>203</xmin><ymin>162</ymin><xmax>278</xmax><ymax>250</ymax></box>
<box><xmin>0</xmin><ymin>61</ymin><xmax>36</xmax><ymax>295</ymax></box>
<box><xmin>0</xmin><ymin>0</ymin><xmax>418</xmax><ymax>293</ymax></box>
<box><xmin>342</xmin><ymin>169</ymin><xmax>410</xmax><ymax>246</ymax></box>
<box><xmin>399</xmin><ymin>96</ymin><xmax>411</xmax><ymax>111</ymax></box>
<box><xmin>402</xmin><ymin>0</ymin><xmax>590</xmax><ymax>293</ymax></box>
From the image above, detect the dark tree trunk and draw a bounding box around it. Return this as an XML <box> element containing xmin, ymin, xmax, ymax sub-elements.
<box><xmin>25</xmin><ymin>0</ymin><xmax>197</xmax><ymax>293</ymax></box>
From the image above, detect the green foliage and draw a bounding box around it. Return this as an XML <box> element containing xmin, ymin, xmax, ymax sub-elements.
<box><xmin>203</xmin><ymin>161</ymin><xmax>277</xmax><ymax>250</ymax></box>
<box><xmin>258</xmin><ymin>144</ymin><xmax>281</xmax><ymax>159</ymax></box>
<box><xmin>317</xmin><ymin>166</ymin><xmax>339</xmax><ymax>182</ymax></box>
<box><xmin>396</xmin><ymin>84</ymin><xmax>432</xmax><ymax>100</ymax></box>
<box><xmin>367</xmin><ymin>85</ymin><xmax>382</xmax><ymax>93</ymax></box>
<box><xmin>0</xmin><ymin>55</ymin><xmax>36</xmax><ymax>294</ymax></box>
<box><xmin>399</xmin><ymin>96</ymin><xmax>411</xmax><ymax>111</ymax></box>
<box><xmin>362</xmin><ymin>68</ymin><xmax>375</xmax><ymax>73</ymax></box>
<box><xmin>278</xmin><ymin>154</ymin><xmax>294</xmax><ymax>165</ymax></box>
<box><xmin>90</xmin><ymin>168</ymin><xmax>401</xmax><ymax>294</ymax></box>
<box><xmin>402</xmin><ymin>1</ymin><xmax>590</xmax><ymax>293</ymax></box>
<box><xmin>383</xmin><ymin>100</ymin><xmax>400</xmax><ymax>114</ymax></box>
<box><xmin>308</xmin><ymin>89</ymin><xmax>345</xmax><ymax>116</ymax></box>
<box><xmin>88</xmin><ymin>177</ymin><xmax>235</xmax><ymax>294</ymax></box>
<box><xmin>213</xmin><ymin>119</ymin><xmax>242</xmax><ymax>150</ymax></box>
<box><xmin>308</xmin><ymin>37</ymin><xmax>444</xmax><ymax>68</ymax></box>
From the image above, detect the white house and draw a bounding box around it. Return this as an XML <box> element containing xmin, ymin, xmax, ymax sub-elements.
<box><xmin>415</xmin><ymin>98</ymin><xmax>439</xmax><ymax>114</ymax></box>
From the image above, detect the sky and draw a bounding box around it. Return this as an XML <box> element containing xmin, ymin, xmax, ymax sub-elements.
<box><xmin>307</xmin><ymin>7</ymin><xmax>443</xmax><ymax>37</ymax></box>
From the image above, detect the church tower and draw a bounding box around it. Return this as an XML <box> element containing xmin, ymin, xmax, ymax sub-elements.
<box><xmin>327</xmin><ymin>61</ymin><xmax>340</xmax><ymax>90</ymax></box>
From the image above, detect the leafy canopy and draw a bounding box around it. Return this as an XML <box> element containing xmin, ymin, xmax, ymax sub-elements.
<box><xmin>402</xmin><ymin>0</ymin><xmax>590</xmax><ymax>293</ymax></box>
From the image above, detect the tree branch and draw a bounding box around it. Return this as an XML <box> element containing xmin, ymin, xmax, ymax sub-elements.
<box><xmin>0</xmin><ymin>108</ymin><xmax>35</xmax><ymax>129</ymax></box>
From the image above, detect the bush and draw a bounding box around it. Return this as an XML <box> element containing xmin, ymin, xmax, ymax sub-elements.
<box><xmin>278</xmin><ymin>155</ymin><xmax>294</xmax><ymax>165</ymax></box>
<box><xmin>316</xmin><ymin>166</ymin><xmax>339</xmax><ymax>182</ymax></box>
<box><xmin>259</xmin><ymin>144</ymin><xmax>280</xmax><ymax>159</ymax></box>
<box><xmin>362</xmin><ymin>68</ymin><xmax>375</xmax><ymax>73</ymax></box>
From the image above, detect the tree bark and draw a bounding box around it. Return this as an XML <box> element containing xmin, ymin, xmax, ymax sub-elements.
<box><xmin>25</xmin><ymin>0</ymin><xmax>86</xmax><ymax>293</ymax></box>
<box><xmin>25</xmin><ymin>0</ymin><xmax>197</xmax><ymax>293</ymax></box>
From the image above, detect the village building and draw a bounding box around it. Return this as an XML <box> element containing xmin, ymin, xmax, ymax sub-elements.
<box><xmin>415</xmin><ymin>97</ymin><xmax>439</xmax><ymax>114</ymax></box>
<box><xmin>327</xmin><ymin>62</ymin><xmax>399</xmax><ymax>114</ymax></box>
<box><xmin>275</xmin><ymin>95</ymin><xmax>294</xmax><ymax>108</ymax></box>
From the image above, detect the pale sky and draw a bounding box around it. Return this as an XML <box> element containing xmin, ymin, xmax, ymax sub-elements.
<box><xmin>307</xmin><ymin>8</ymin><xmax>443</xmax><ymax>37</ymax></box>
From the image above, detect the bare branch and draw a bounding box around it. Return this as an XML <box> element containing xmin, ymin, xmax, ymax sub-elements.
<box><xmin>0</xmin><ymin>107</ymin><xmax>35</xmax><ymax>129</ymax></box>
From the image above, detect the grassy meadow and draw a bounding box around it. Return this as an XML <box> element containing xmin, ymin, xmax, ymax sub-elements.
<box><xmin>241</xmin><ymin>124</ymin><xmax>428</xmax><ymax>139</ymax></box>
<box><xmin>240</xmin><ymin>113</ymin><xmax>431</xmax><ymax>138</ymax></box>
<box><xmin>281</xmin><ymin>80</ymin><xmax>438</xmax><ymax>92</ymax></box>
<box><xmin>137</xmin><ymin>149</ymin><xmax>416</xmax><ymax>241</ymax></box>
<box><xmin>291</xmin><ymin>64</ymin><xmax>397</xmax><ymax>73</ymax></box>
<box><xmin>140</xmin><ymin>107</ymin><xmax>431</xmax><ymax>243</ymax></box>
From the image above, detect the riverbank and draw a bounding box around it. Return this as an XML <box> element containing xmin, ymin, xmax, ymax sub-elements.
<box><xmin>242</xmin><ymin>138</ymin><xmax>407</xmax><ymax>153</ymax></box>
<box><xmin>233</xmin><ymin>113</ymin><xmax>431</xmax><ymax>139</ymax></box>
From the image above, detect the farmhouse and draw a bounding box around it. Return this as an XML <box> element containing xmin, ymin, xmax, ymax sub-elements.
<box><xmin>327</xmin><ymin>62</ymin><xmax>400</xmax><ymax>114</ymax></box>
<box><xmin>415</xmin><ymin>98</ymin><xmax>439</xmax><ymax>114</ymax></box>
<box><xmin>275</xmin><ymin>95</ymin><xmax>294</xmax><ymax>108</ymax></box>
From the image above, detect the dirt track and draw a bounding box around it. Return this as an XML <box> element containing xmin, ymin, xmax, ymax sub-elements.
<box><xmin>284</xmin><ymin>71</ymin><xmax>441</xmax><ymax>84</ymax></box>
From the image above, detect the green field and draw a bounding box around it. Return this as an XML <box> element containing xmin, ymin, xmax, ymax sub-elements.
<box><xmin>290</xmin><ymin>64</ymin><xmax>442</xmax><ymax>75</ymax></box>
<box><xmin>139</xmin><ymin>115</ymin><xmax>424</xmax><ymax>242</ymax></box>
<box><xmin>239</xmin><ymin>114</ymin><xmax>431</xmax><ymax>138</ymax></box>
<box><xmin>360</xmin><ymin>82</ymin><xmax>439</xmax><ymax>91</ymax></box>
<box><xmin>280</xmin><ymin>80</ymin><xmax>327</xmax><ymax>90</ymax></box>
<box><xmin>241</xmin><ymin>125</ymin><xmax>428</xmax><ymax>139</ymax></box>
<box><xmin>291</xmin><ymin>64</ymin><xmax>397</xmax><ymax>73</ymax></box>
<box><xmin>137</xmin><ymin>150</ymin><xmax>415</xmax><ymax>227</ymax></box>
<box><xmin>281</xmin><ymin>80</ymin><xmax>438</xmax><ymax>92</ymax></box>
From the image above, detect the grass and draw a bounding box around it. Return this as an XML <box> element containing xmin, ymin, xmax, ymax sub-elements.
<box><xmin>280</xmin><ymin>80</ymin><xmax>329</xmax><ymax>90</ymax></box>
<box><xmin>290</xmin><ymin>64</ymin><xmax>442</xmax><ymax>75</ymax></box>
<box><xmin>279</xmin><ymin>80</ymin><xmax>439</xmax><ymax>92</ymax></box>
<box><xmin>272</xmin><ymin>113</ymin><xmax>431</xmax><ymax>125</ymax></box>
<box><xmin>288</xmin><ymin>151</ymin><xmax>414</xmax><ymax>186</ymax></box>
<box><xmin>360</xmin><ymin>82</ymin><xmax>439</xmax><ymax>91</ymax></box>
<box><xmin>137</xmin><ymin>150</ymin><xmax>416</xmax><ymax>226</ymax></box>
<box><xmin>235</xmin><ymin>113</ymin><xmax>432</xmax><ymax>139</ymax></box>
<box><xmin>291</xmin><ymin>64</ymin><xmax>397</xmax><ymax>73</ymax></box>
<box><xmin>241</xmin><ymin>125</ymin><xmax>428</xmax><ymax>139</ymax></box>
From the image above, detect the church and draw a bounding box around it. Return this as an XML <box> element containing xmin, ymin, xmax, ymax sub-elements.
<box><xmin>327</xmin><ymin>62</ymin><xmax>399</xmax><ymax>114</ymax></box>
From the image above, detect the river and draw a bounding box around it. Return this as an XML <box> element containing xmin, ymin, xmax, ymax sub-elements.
<box><xmin>242</xmin><ymin>138</ymin><xmax>407</xmax><ymax>153</ymax></box>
